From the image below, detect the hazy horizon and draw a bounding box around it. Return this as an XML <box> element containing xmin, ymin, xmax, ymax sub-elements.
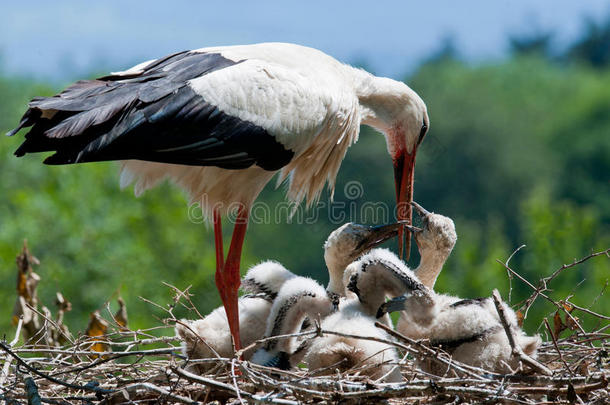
<box><xmin>2</xmin><ymin>1</ymin><xmax>609</xmax><ymax>82</ymax></box>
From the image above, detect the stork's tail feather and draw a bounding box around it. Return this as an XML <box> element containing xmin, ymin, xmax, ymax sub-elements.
<box><xmin>7</xmin><ymin>108</ymin><xmax>40</xmax><ymax>138</ymax></box>
<box><xmin>7</xmin><ymin>50</ymin><xmax>229</xmax><ymax>166</ymax></box>
<box><xmin>10</xmin><ymin>78</ymin><xmax>143</xmax><ymax>165</ymax></box>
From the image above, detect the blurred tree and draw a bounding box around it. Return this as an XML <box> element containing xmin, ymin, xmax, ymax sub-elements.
<box><xmin>509</xmin><ymin>31</ymin><xmax>554</xmax><ymax>59</ymax></box>
<box><xmin>565</xmin><ymin>15</ymin><xmax>610</xmax><ymax>68</ymax></box>
<box><xmin>422</xmin><ymin>35</ymin><xmax>461</xmax><ymax>66</ymax></box>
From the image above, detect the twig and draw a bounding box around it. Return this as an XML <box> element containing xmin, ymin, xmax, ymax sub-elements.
<box><xmin>375</xmin><ymin>349</ymin><xmax>408</xmax><ymax>383</ymax></box>
<box><xmin>543</xmin><ymin>318</ymin><xmax>573</xmax><ymax>375</ymax></box>
<box><xmin>230</xmin><ymin>359</ymin><xmax>245</xmax><ymax>405</ymax></box>
<box><xmin>163</xmin><ymin>283</ymin><xmax>205</xmax><ymax>320</ymax></box>
<box><xmin>545</xmin><ymin>248</ymin><xmax>610</xmax><ymax>286</ymax></box>
<box><xmin>336</xmin><ymin>381</ymin><xmax>528</xmax><ymax>404</ymax></box>
<box><xmin>563</xmin><ymin>299</ymin><xmax>610</xmax><ymax>320</ymax></box>
<box><xmin>509</xmin><ymin>379</ymin><xmax>608</xmax><ymax>395</ymax></box>
<box><xmin>0</xmin><ymin>340</ymin><xmax>114</xmax><ymax>395</ymax></box>
<box><xmin>49</xmin><ymin>347</ymin><xmax>178</xmax><ymax>377</ymax></box>
<box><xmin>523</xmin><ymin>248</ymin><xmax>610</xmax><ymax>314</ymax></box>
<box><xmin>1</xmin><ymin>316</ymin><xmax>24</xmax><ymax>387</ymax></box>
<box><xmin>492</xmin><ymin>289</ymin><xmax>552</xmax><ymax>376</ymax></box>
<box><xmin>172</xmin><ymin>366</ymin><xmax>300</xmax><ymax>404</ymax></box>
<box><xmin>24</xmin><ymin>303</ymin><xmax>74</xmax><ymax>346</ymax></box>
<box><xmin>103</xmin><ymin>382</ymin><xmax>198</xmax><ymax>405</ymax></box>
<box><xmin>497</xmin><ymin>260</ymin><xmax>589</xmax><ymax>335</ymax></box>
<box><xmin>9</xmin><ymin>317</ymin><xmax>24</xmax><ymax>347</ymax></box>
<box><xmin>505</xmin><ymin>244</ymin><xmax>526</xmax><ymax>303</ymax></box>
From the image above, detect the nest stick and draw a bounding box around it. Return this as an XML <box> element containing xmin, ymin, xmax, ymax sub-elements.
<box><xmin>492</xmin><ymin>289</ymin><xmax>552</xmax><ymax>376</ymax></box>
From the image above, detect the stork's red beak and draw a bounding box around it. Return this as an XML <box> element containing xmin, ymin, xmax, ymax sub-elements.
<box><xmin>393</xmin><ymin>150</ymin><xmax>416</xmax><ymax>260</ymax></box>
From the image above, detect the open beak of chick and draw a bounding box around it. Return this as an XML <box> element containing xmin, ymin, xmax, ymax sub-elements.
<box><xmin>355</xmin><ymin>221</ymin><xmax>409</xmax><ymax>254</ymax></box>
<box><xmin>404</xmin><ymin>201</ymin><xmax>431</xmax><ymax>237</ymax></box>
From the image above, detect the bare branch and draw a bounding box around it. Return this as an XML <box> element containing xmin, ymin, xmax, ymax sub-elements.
<box><xmin>492</xmin><ymin>289</ymin><xmax>553</xmax><ymax>376</ymax></box>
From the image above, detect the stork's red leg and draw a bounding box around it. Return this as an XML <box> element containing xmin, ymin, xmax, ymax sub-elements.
<box><xmin>213</xmin><ymin>208</ymin><xmax>224</xmax><ymax>277</ymax></box>
<box><xmin>221</xmin><ymin>205</ymin><xmax>248</xmax><ymax>352</ymax></box>
<box><xmin>213</xmin><ymin>207</ymin><xmax>225</xmax><ymax>306</ymax></box>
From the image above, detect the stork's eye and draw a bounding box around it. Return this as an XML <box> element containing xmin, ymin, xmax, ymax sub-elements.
<box><xmin>418</xmin><ymin>121</ymin><xmax>428</xmax><ymax>145</ymax></box>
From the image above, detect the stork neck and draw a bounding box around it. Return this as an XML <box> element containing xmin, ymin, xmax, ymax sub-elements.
<box><xmin>325</xmin><ymin>254</ymin><xmax>349</xmax><ymax>296</ymax></box>
<box><xmin>415</xmin><ymin>249</ymin><xmax>450</xmax><ymax>289</ymax></box>
<box><xmin>349</xmin><ymin>67</ymin><xmax>407</xmax><ymax>132</ymax></box>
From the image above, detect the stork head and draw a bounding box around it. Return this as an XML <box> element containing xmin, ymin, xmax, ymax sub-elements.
<box><xmin>358</xmin><ymin>78</ymin><xmax>429</xmax><ymax>259</ymax></box>
<box><xmin>324</xmin><ymin>221</ymin><xmax>406</xmax><ymax>295</ymax></box>
<box><xmin>389</xmin><ymin>90</ymin><xmax>429</xmax><ymax>260</ymax></box>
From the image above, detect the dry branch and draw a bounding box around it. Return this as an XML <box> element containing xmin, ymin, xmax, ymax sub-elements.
<box><xmin>492</xmin><ymin>289</ymin><xmax>553</xmax><ymax>376</ymax></box>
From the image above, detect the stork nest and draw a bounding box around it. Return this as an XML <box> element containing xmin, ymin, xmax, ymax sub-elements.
<box><xmin>1</xmin><ymin>249</ymin><xmax>608</xmax><ymax>404</ymax></box>
<box><xmin>0</xmin><ymin>324</ymin><xmax>608</xmax><ymax>404</ymax></box>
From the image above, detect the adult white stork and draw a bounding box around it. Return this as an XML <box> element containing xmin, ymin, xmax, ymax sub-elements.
<box><xmin>7</xmin><ymin>42</ymin><xmax>429</xmax><ymax>351</ymax></box>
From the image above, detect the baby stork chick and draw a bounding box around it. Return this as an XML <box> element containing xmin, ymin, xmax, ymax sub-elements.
<box><xmin>250</xmin><ymin>276</ymin><xmax>338</xmax><ymax>368</ymax></box>
<box><xmin>381</xmin><ymin>291</ymin><xmax>541</xmax><ymax>374</ymax></box>
<box><xmin>252</xmin><ymin>263</ymin><xmax>404</xmax><ymax>382</ymax></box>
<box><xmin>408</xmin><ymin>201</ymin><xmax>457</xmax><ymax>289</ymax></box>
<box><xmin>251</xmin><ymin>221</ymin><xmax>406</xmax><ymax>371</ymax></box>
<box><xmin>304</xmin><ymin>248</ymin><xmax>429</xmax><ymax>382</ymax></box>
<box><xmin>176</xmin><ymin>260</ymin><xmax>296</xmax><ymax>372</ymax></box>
<box><xmin>324</xmin><ymin>221</ymin><xmax>407</xmax><ymax>296</ymax></box>
<box><xmin>377</xmin><ymin>202</ymin><xmax>541</xmax><ymax>374</ymax></box>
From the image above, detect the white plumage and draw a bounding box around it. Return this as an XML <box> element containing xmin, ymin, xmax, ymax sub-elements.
<box><xmin>251</xmin><ymin>244</ymin><xmax>412</xmax><ymax>381</ymax></box>
<box><xmin>250</xmin><ymin>276</ymin><xmax>337</xmax><ymax>368</ymax></box>
<box><xmin>251</xmin><ymin>272</ymin><xmax>403</xmax><ymax>382</ymax></box>
<box><xmin>304</xmin><ymin>300</ymin><xmax>402</xmax><ymax>382</ymax></box>
<box><xmin>406</xmin><ymin>202</ymin><xmax>458</xmax><ymax>289</ymax></box>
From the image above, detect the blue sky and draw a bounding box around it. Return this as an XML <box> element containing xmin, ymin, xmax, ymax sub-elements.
<box><xmin>2</xmin><ymin>1</ymin><xmax>609</xmax><ymax>82</ymax></box>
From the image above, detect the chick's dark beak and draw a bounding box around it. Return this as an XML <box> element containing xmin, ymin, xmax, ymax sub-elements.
<box><xmin>376</xmin><ymin>296</ymin><xmax>407</xmax><ymax>319</ymax></box>
<box><xmin>411</xmin><ymin>201</ymin><xmax>431</xmax><ymax>219</ymax></box>
<box><xmin>355</xmin><ymin>221</ymin><xmax>408</xmax><ymax>253</ymax></box>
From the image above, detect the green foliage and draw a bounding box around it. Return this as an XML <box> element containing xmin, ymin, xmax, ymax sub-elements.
<box><xmin>565</xmin><ymin>15</ymin><xmax>610</xmax><ymax>68</ymax></box>
<box><xmin>0</xmin><ymin>49</ymin><xmax>608</xmax><ymax>338</ymax></box>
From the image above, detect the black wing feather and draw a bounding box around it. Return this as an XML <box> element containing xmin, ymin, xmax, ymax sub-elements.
<box><xmin>9</xmin><ymin>51</ymin><xmax>294</xmax><ymax>171</ymax></box>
